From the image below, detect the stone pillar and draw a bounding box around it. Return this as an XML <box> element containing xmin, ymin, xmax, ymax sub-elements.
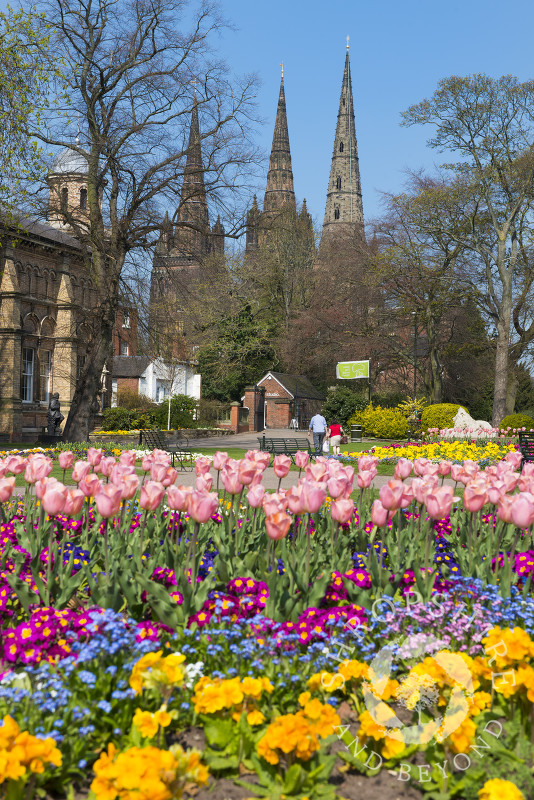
<box><xmin>0</xmin><ymin>245</ymin><xmax>22</xmax><ymax>440</ymax></box>
<box><xmin>53</xmin><ymin>263</ymin><xmax>77</xmax><ymax>429</ymax></box>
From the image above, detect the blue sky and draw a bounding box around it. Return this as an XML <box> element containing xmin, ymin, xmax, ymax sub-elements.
<box><xmin>218</xmin><ymin>0</ymin><xmax>534</xmax><ymax>227</ymax></box>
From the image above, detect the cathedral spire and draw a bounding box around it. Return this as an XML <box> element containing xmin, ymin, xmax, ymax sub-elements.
<box><xmin>177</xmin><ymin>100</ymin><xmax>210</xmax><ymax>233</ymax></box>
<box><xmin>320</xmin><ymin>44</ymin><xmax>364</xmax><ymax>244</ymax></box>
<box><xmin>263</xmin><ymin>72</ymin><xmax>296</xmax><ymax>215</ymax></box>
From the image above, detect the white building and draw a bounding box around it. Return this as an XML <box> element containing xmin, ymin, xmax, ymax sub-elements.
<box><xmin>111</xmin><ymin>356</ymin><xmax>201</xmax><ymax>406</ymax></box>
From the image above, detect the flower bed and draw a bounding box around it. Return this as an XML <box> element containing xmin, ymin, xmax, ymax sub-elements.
<box><xmin>0</xmin><ymin>447</ymin><xmax>533</xmax><ymax>798</ymax></box>
<box><xmin>349</xmin><ymin>439</ymin><xmax>518</xmax><ymax>466</ymax></box>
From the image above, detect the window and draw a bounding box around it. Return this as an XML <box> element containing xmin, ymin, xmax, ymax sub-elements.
<box><xmin>339</xmin><ymin>142</ymin><xmax>344</xmax><ymax>152</ymax></box>
<box><xmin>336</xmin><ymin>176</ymin><xmax>341</xmax><ymax>190</ymax></box>
<box><xmin>334</xmin><ymin>208</ymin><xmax>340</xmax><ymax>220</ymax></box>
<box><xmin>22</xmin><ymin>348</ymin><xmax>34</xmax><ymax>402</ymax></box>
<box><xmin>156</xmin><ymin>380</ymin><xmax>169</xmax><ymax>402</ymax></box>
<box><xmin>79</xmin><ymin>188</ymin><xmax>87</xmax><ymax>209</ymax></box>
<box><xmin>40</xmin><ymin>351</ymin><xmax>51</xmax><ymax>403</ymax></box>
<box><xmin>122</xmin><ymin>311</ymin><xmax>130</xmax><ymax>328</ymax></box>
<box><xmin>121</xmin><ymin>341</ymin><xmax>129</xmax><ymax>356</ymax></box>
<box><xmin>342</xmin><ymin>98</ymin><xmax>345</xmax><ymax>106</ymax></box>
<box><xmin>61</xmin><ymin>187</ymin><xmax>68</xmax><ymax>210</ymax></box>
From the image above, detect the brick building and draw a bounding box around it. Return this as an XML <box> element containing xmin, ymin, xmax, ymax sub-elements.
<box><xmin>244</xmin><ymin>372</ymin><xmax>324</xmax><ymax>431</ymax></box>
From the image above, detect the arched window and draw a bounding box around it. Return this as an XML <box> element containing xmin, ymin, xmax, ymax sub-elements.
<box><xmin>342</xmin><ymin>98</ymin><xmax>345</xmax><ymax>106</ymax></box>
<box><xmin>334</xmin><ymin>208</ymin><xmax>340</xmax><ymax>220</ymax></box>
<box><xmin>336</xmin><ymin>176</ymin><xmax>341</xmax><ymax>190</ymax></box>
<box><xmin>61</xmin><ymin>187</ymin><xmax>68</xmax><ymax>210</ymax></box>
<box><xmin>80</xmin><ymin>188</ymin><xmax>87</xmax><ymax>209</ymax></box>
<box><xmin>339</xmin><ymin>142</ymin><xmax>344</xmax><ymax>152</ymax></box>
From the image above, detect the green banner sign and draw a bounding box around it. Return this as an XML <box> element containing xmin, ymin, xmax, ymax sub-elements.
<box><xmin>336</xmin><ymin>360</ymin><xmax>370</xmax><ymax>379</ymax></box>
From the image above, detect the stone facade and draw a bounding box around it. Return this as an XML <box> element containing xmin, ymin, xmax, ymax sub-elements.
<box><xmin>0</xmin><ymin>215</ymin><xmax>96</xmax><ymax>441</ymax></box>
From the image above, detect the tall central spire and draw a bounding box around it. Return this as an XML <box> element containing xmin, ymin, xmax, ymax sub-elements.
<box><xmin>320</xmin><ymin>43</ymin><xmax>364</xmax><ymax>245</ymax></box>
<box><xmin>176</xmin><ymin>101</ymin><xmax>210</xmax><ymax>236</ymax></box>
<box><xmin>263</xmin><ymin>73</ymin><xmax>296</xmax><ymax>215</ymax></box>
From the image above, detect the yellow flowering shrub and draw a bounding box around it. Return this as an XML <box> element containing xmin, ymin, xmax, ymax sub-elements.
<box><xmin>256</xmin><ymin>699</ymin><xmax>340</xmax><ymax>765</ymax></box>
<box><xmin>0</xmin><ymin>715</ymin><xmax>62</xmax><ymax>784</ymax></box>
<box><xmin>478</xmin><ymin>778</ymin><xmax>525</xmax><ymax>800</ymax></box>
<box><xmin>91</xmin><ymin>742</ymin><xmax>209</xmax><ymax>800</ymax></box>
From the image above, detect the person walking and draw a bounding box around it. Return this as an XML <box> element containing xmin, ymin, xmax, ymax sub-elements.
<box><xmin>308</xmin><ymin>411</ymin><xmax>327</xmax><ymax>457</ymax></box>
<box><xmin>328</xmin><ymin>419</ymin><xmax>345</xmax><ymax>456</ymax></box>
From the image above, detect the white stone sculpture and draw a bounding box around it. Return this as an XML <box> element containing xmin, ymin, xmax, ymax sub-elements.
<box><xmin>453</xmin><ymin>408</ymin><xmax>492</xmax><ymax>430</ymax></box>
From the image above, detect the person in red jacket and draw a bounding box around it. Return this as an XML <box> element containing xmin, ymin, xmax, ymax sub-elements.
<box><xmin>328</xmin><ymin>419</ymin><xmax>345</xmax><ymax>455</ymax></box>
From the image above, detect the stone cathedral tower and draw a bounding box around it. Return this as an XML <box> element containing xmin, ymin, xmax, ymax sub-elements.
<box><xmin>150</xmin><ymin>101</ymin><xmax>225</xmax><ymax>352</ymax></box>
<box><xmin>319</xmin><ymin>41</ymin><xmax>364</xmax><ymax>253</ymax></box>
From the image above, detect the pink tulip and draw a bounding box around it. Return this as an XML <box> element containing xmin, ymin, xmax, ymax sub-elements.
<box><xmin>330</xmin><ymin>498</ymin><xmax>354</xmax><ymax>524</ymax></box>
<box><xmin>94</xmin><ymin>484</ymin><xmax>122</xmax><ymax>518</ymax></box>
<box><xmin>194</xmin><ymin>457</ymin><xmax>212</xmax><ymax>477</ymax></box>
<box><xmin>151</xmin><ymin>462</ymin><xmax>169</xmax><ymax>483</ymax></box>
<box><xmin>463</xmin><ymin>482</ymin><xmax>488</xmax><ymax>512</ymax></box>
<box><xmin>463</xmin><ymin>460</ymin><xmax>481</xmax><ymax>479</ymax></box>
<box><xmin>286</xmin><ymin>485</ymin><xmax>305</xmax><ymax>515</ymax></box>
<box><xmin>263</xmin><ymin>492</ymin><xmax>288</xmax><ymax>516</ymax></box>
<box><xmin>394</xmin><ymin>458</ymin><xmax>413</xmax><ymax>480</ymax></box>
<box><xmin>413</xmin><ymin>458</ymin><xmax>431</xmax><ymax>476</ymax></box>
<box><xmin>300</xmin><ymin>480</ymin><xmax>327</xmax><ymax>513</ymax></box>
<box><xmin>305</xmin><ymin>462</ymin><xmax>327</xmax><ymax>482</ymax></box>
<box><xmin>35</xmin><ymin>477</ymin><xmax>59</xmax><ymax>500</ymax></box>
<box><xmin>161</xmin><ymin>467</ymin><xmax>178</xmax><ymax>488</ymax></box>
<box><xmin>410</xmin><ymin>476</ymin><xmax>439</xmax><ymax>505</ymax></box>
<box><xmin>142</xmin><ymin>454</ymin><xmax>154</xmax><ymax>472</ymax></box>
<box><xmin>425</xmin><ymin>486</ymin><xmax>459</xmax><ymax>519</ymax></box>
<box><xmin>187</xmin><ymin>490</ymin><xmax>219</xmax><ymax>523</ymax></box>
<box><xmin>0</xmin><ymin>477</ymin><xmax>16</xmax><ymax>503</ymax></box>
<box><xmin>99</xmin><ymin>456</ymin><xmax>117</xmax><ymax>477</ymax></box>
<box><xmin>152</xmin><ymin>449</ymin><xmax>171</xmax><ymax>466</ymax></box>
<box><xmin>265</xmin><ymin>511</ymin><xmax>292</xmax><ymax>540</ymax></box>
<box><xmin>87</xmin><ymin>448</ymin><xmax>103</xmax><ymax>467</ymax></box>
<box><xmin>371</xmin><ymin>499</ymin><xmax>389</xmax><ymax>527</ymax></box>
<box><xmin>119</xmin><ymin>473</ymin><xmax>139</xmax><ymax>500</ymax></box>
<box><xmin>273</xmin><ymin>454</ymin><xmax>291</xmax><ymax>479</ymax></box>
<box><xmin>356</xmin><ymin>469</ymin><xmax>376</xmax><ymax>489</ymax></box>
<box><xmin>119</xmin><ymin>450</ymin><xmax>137</xmax><ymax>467</ymax></box>
<box><xmin>79</xmin><ymin>474</ymin><xmax>102</xmax><ymax>498</ymax></box>
<box><xmin>212</xmin><ymin>451</ymin><xmax>229</xmax><ymax>471</ymax></box>
<box><xmin>400</xmin><ymin>483</ymin><xmax>415</xmax><ymax>508</ymax></box>
<box><xmin>487</xmin><ymin>480</ymin><xmax>506</xmax><ymax>505</ymax></box>
<box><xmin>71</xmin><ymin>461</ymin><xmax>92</xmax><ymax>483</ymax></box>
<box><xmin>109</xmin><ymin>464</ymin><xmax>135</xmax><ymax>486</ymax></box>
<box><xmin>327</xmin><ymin>476</ymin><xmax>349</xmax><ymax>499</ymax></box>
<box><xmin>438</xmin><ymin>460</ymin><xmax>452</xmax><ymax>476</ymax></box>
<box><xmin>498</xmin><ymin>495</ymin><xmax>514</xmax><ymax>523</ymax></box>
<box><xmin>166</xmin><ymin>485</ymin><xmax>192</xmax><ymax>511</ymax></box>
<box><xmin>58</xmin><ymin>451</ymin><xmax>74</xmax><ymax>470</ymax></box>
<box><xmin>295</xmin><ymin>451</ymin><xmax>310</xmax><ymax>469</ymax></box>
<box><xmin>504</xmin><ymin>451</ymin><xmax>523</xmax><ymax>469</ymax></box>
<box><xmin>250</xmin><ymin>451</ymin><xmax>271</xmax><ymax>471</ymax></box>
<box><xmin>450</xmin><ymin>465</ymin><xmax>468</xmax><ymax>485</ymax></box>
<box><xmin>24</xmin><ymin>455</ymin><xmax>53</xmax><ymax>484</ymax></box>
<box><xmin>238</xmin><ymin>460</ymin><xmax>258</xmax><ymax>486</ymax></box>
<box><xmin>510</xmin><ymin>493</ymin><xmax>534</xmax><ymax>528</ymax></box>
<box><xmin>221</xmin><ymin>467</ymin><xmax>244</xmax><ymax>495</ymax></box>
<box><xmin>196</xmin><ymin>474</ymin><xmax>213</xmax><ymax>492</ymax></box>
<box><xmin>246</xmin><ymin>484</ymin><xmax>266</xmax><ymax>508</ymax></box>
<box><xmin>64</xmin><ymin>488</ymin><xmax>85</xmax><ymax>516</ymax></box>
<box><xmin>358</xmin><ymin>455</ymin><xmax>379</xmax><ymax>472</ymax></box>
<box><xmin>379</xmin><ymin>479</ymin><xmax>405</xmax><ymax>511</ymax></box>
<box><xmin>5</xmin><ymin>456</ymin><xmax>27</xmax><ymax>475</ymax></box>
<box><xmin>0</xmin><ymin>463</ymin><xmax>6</xmax><ymax>480</ymax></box>
<box><xmin>140</xmin><ymin>481</ymin><xmax>165</xmax><ymax>511</ymax></box>
<box><xmin>41</xmin><ymin>484</ymin><xmax>67</xmax><ymax>516</ymax></box>
<box><xmin>522</xmin><ymin>462</ymin><xmax>534</xmax><ymax>478</ymax></box>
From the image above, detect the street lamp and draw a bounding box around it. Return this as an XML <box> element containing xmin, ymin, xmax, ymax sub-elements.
<box><xmin>413</xmin><ymin>313</ymin><xmax>417</xmax><ymax>401</ymax></box>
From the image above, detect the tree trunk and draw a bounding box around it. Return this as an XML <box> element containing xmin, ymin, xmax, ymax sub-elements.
<box><xmin>63</xmin><ymin>311</ymin><xmax>114</xmax><ymax>442</ymax></box>
<box><xmin>505</xmin><ymin>370</ymin><xmax>519</xmax><ymax>416</ymax></box>
<box><xmin>426</xmin><ymin>315</ymin><xmax>443</xmax><ymax>404</ymax></box>
<box><xmin>492</xmin><ymin>308</ymin><xmax>512</xmax><ymax>427</ymax></box>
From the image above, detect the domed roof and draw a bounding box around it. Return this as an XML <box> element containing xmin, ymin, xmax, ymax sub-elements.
<box><xmin>51</xmin><ymin>147</ymin><xmax>88</xmax><ymax>175</ymax></box>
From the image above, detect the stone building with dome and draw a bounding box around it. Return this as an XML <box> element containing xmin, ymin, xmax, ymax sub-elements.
<box><xmin>0</xmin><ymin>147</ymin><xmax>104</xmax><ymax>441</ymax></box>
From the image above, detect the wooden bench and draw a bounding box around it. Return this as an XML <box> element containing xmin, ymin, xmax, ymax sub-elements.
<box><xmin>519</xmin><ymin>433</ymin><xmax>534</xmax><ymax>463</ymax></box>
<box><xmin>256</xmin><ymin>435</ymin><xmax>315</xmax><ymax>463</ymax></box>
<box><xmin>139</xmin><ymin>429</ymin><xmax>193</xmax><ymax>471</ymax></box>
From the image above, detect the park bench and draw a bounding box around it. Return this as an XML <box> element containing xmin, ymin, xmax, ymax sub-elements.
<box><xmin>256</xmin><ymin>435</ymin><xmax>315</xmax><ymax>463</ymax></box>
<box><xmin>139</xmin><ymin>429</ymin><xmax>193</xmax><ymax>471</ymax></box>
<box><xmin>519</xmin><ymin>433</ymin><xmax>534</xmax><ymax>463</ymax></box>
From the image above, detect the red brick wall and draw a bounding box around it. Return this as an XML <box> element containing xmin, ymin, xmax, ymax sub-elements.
<box><xmin>266</xmin><ymin>400</ymin><xmax>291</xmax><ymax>428</ymax></box>
<box><xmin>113</xmin><ymin>308</ymin><xmax>138</xmax><ymax>357</ymax></box>
<box><xmin>117</xmin><ymin>377</ymin><xmax>139</xmax><ymax>394</ymax></box>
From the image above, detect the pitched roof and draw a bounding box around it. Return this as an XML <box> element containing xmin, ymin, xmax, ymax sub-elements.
<box><xmin>260</xmin><ymin>372</ymin><xmax>325</xmax><ymax>400</ymax></box>
<box><xmin>111</xmin><ymin>356</ymin><xmax>151</xmax><ymax>378</ymax></box>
